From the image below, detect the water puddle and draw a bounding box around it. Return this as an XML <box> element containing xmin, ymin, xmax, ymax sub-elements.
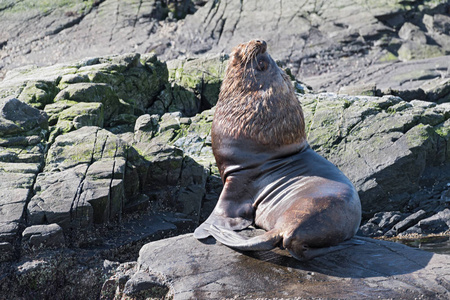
<box><xmin>393</xmin><ymin>235</ymin><xmax>450</xmax><ymax>255</ymax></box>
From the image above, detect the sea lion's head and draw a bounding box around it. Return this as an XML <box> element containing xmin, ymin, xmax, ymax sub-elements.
<box><xmin>220</xmin><ymin>39</ymin><xmax>295</xmax><ymax>99</ymax></box>
<box><xmin>214</xmin><ymin>39</ymin><xmax>306</xmax><ymax>147</ymax></box>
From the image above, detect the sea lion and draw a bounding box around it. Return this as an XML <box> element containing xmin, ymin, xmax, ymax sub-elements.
<box><xmin>193</xmin><ymin>39</ymin><xmax>362</xmax><ymax>261</ymax></box>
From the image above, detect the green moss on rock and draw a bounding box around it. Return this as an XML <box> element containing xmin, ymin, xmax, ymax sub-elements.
<box><xmin>17</xmin><ymin>80</ymin><xmax>59</xmax><ymax>109</ymax></box>
<box><xmin>167</xmin><ymin>54</ymin><xmax>228</xmax><ymax>108</ymax></box>
<box><xmin>54</xmin><ymin>82</ymin><xmax>129</xmax><ymax>125</ymax></box>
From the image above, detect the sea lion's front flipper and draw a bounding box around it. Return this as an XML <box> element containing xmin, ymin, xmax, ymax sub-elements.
<box><xmin>194</xmin><ymin>173</ymin><xmax>256</xmax><ymax>239</ymax></box>
<box><xmin>208</xmin><ymin>225</ymin><xmax>282</xmax><ymax>251</ymax></box>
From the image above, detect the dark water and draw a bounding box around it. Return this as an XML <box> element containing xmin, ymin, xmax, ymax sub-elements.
<box><xmin>395</xmin><ymin>236</ymin><xmax>450</xmax><ymax>255</ymax></box>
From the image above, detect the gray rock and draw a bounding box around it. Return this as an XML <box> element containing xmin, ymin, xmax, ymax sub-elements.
<box><xmin>404</xmin><ymin>209</ymin><xmax>450</xmax><ymax>235</ymax></box>
<box><xmin>54</xmin><ymin>82</ymin><xmax>124</xmax><ymax>125</ymax></box>
<box><xmin>154</xmin><ymin>0</ymin><xmax>449</xmax><ymax>96</ymax></box>
<box><xmin>1</xmin><ymin>249</ymin><xmax>119</xmax><ymax>300</ymax></box>
<box><xmin>301</xmin><ymin>94</ymin><xmax>450</xmax><ymax>216</ymax></box>
<box><xmin>398</xmin><ymin>22</ymin><xmax>427</xmax><ymax>43</ymax></box>
<box><xmin>165</xmin><ymin>54</ymin><xmax>228</xmax><ymax>109</ymax></box>
<box><xmin>390</xmin><ymin>210</ymin><xmax>428</xmax><ymax>235</ymax></box>
<box><xmin>27</xmin><ymin>126</ymin><xmax>129</xmax><ymax>229</ymax></box>
<box><xmin>423</xmin><ymin>13</ymin><xmax>450</xmax><ymax>34</ymax></box>
<box><xmin>100</xmin><ymin>261</ymin><xmax>137</xmax><ymax>300</ymax></box>
<box><xmin>359</xmin><ymin>211</ymin><xmax>405</xmax><ymax>237</ymax></box>
<box><xmin>123</xmin><ymin>271</ymin><xmax>168</xmax><ymax>297</ymax></box>
<box><xmin>156</xmin><ymin>84</ymin><xmax>200</xmax><ymax>117</ymax></box>
<box><xmin>0</xmin><ymin>98</ymin><xmax>48</xmax><ymax>258</ymax></box>
<box><xmin>17</xmin><ymin>80</ymin><xmax>58</xmax><ymax>109</ymax></box>
<box><xmin>134</xmin><ymin>233</ymin><xmax>450</xmax><ymax>299</ymax></box>
<box><xmin>131</xmin><ymin>110</ymin><xmax>212</xmax><ymax>222</ymax></box>
<box><xmin>22</xmin><ymin>223</ymin><xmax>65</xmax><ymax>249</ymax></box>
<box><xmin>0</xmin><ymin>53</ymin><xmax>168</xmax><ymax>143</ymax></box>
<box><xmin>133</xmin><ymin>114</ymin><xmax>159</xmax><ymax>143</ymax></box>
<box><xmin>0</xmin><ymin>98</ymin><xmax>48</xmax><ymax>137</ymax></box>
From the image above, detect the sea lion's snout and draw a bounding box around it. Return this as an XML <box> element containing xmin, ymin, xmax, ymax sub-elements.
<box><xmin>255</xmin><ymin>39</ymin><xmax>267</xmax><ymax>54</ymax></box>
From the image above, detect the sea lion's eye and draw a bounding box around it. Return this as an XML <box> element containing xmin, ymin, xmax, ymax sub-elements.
<box><xmin>257</xmin><ymin>57</ymin><xmax>269</xmax><ymax>71</ymax></box>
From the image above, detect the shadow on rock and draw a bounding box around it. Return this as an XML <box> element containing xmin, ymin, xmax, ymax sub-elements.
<box><xmin>134</xmin><ymin>233</ymin><xmax>449</xmax><ymax>299</ymax></box>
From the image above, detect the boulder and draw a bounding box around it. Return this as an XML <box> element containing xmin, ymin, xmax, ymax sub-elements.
<box><xmin>389</xmin><ymin>210</ymin><xmax>428</xmax><ymax>236</ymax></box>
<box><xmin>17</xmin><ymin>80</ymin><xmax>59</xmax><ymax>109</ymax></box>
<box><xmin>165</xmin><ymin>54</ymin><xmax>228</xmax><ymax>109</ymax></box>
<box><xmin>122</xmin><ymin>271</ymin><xmax>168</xmax><ymax>298</ymax></box>
<box><xmin>358</xmin><ymin>211</ymin><xmax>406</xmax><ymax>237</ymax></box>
<box><xmin>132</xmin><ymin>111</ymin><xmax>210</xmax><ymax>223</ymax></box>
<box><xmin>0</xmin><ymin>98</ymin><xmax>48</xmax><ymax>138</ymax></box>
<box><xmin>120</xmin><ymin>233</ymin><xmax>450</xmax><ymax>299</ymax></box>
<box><xmin>22</xmin><ymin>223</ymin><xmax>65</xmax><ymax>249</ymax></box>
<box><xmin>27</xmin><ymin>126</ymin><xmax>129</xmax><ymax>230</ymax></box>
<box><xmin>153</xmin><ymin>84</ymin><xmax>200</xmax><ymax>117</ymax></box>
<box><xmin>53</xmin><ymin>82</ymin><xmax>123</xmax><ymax>125</ymax></box>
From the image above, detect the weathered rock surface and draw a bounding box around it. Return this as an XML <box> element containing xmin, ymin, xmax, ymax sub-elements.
<box><xmin>105</xmin><ymin>232</ymin><xmax>450</xmax><ymax>299</ymax></box>
<box><xmin>22</xmin><ymin>223</ymin><xmax>65</xmax><ymax>250</ymax></box>
<box><xmin>0</xmin><ymin>97</ymin><xmax>48</xmax><ymax>261</ymax></box>
<box><xmin>27</xmin><ymin>126</ymin><xmax>129</xmax><ymax>230</ymax></box>
<box><xmin>1</xmin><ymin>0</ymin><xmax>449</xmax><ymax>99</ymax></box>
<box><xmin>0</xmin><ymin>51</ymin><xmax>449</xmax><ymax>264</ymax></box>
<box><xmin>0</xmin><ymin>53</ymin><xmax>226</xmax><ymax>263</ymax></box>
<box><xmin>0</xmin><ymin>0</ymin><xmax>198</xmax><ymax>78</ymax></box>
<box><xmin>301</xmin><ymin>94</ymin><xmax>450</xmax><ymax>215</ymax></box>
<box><xmin>0</xmin><ymin>41</ymin><xmax>449</xmax><ymax>297</ymax></box>
<box><xmin>157</xmin><ymin>0</ymin><xmax>450</xmax><ymax>95</ymax></box>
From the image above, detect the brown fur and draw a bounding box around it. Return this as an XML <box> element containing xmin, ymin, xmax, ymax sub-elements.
<box><xmin>212</xmin><ymin>39</ymin><xmax>306</xmax><ymax>148</ymax></box>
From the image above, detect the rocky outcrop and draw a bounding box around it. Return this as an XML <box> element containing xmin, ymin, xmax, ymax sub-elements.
<box><xmin>27</xmin><ymin>126</ymin><xmax>129</xmax><ymax>229</ymax></box>
<box><xmin>101</xmin><ymin>232</ymin><xmax>450</xmax><ymax>299</ymax></box>
<box><xmin>0</xmin><ymin>53</ymin><xmax>226</xmax><ymax>264</ymax></box>
<box><xmin>22</xmin><ymin>224</ymin><xmax>65</xmax><ymax>250</ymax></box>
<box><xmin>1</xmin><ymin>1</ymin><xmax>448</xmax><ymax>298</ymax></box>
<box><xmin>0</xmin><ymin>51</ymin><xmax>449</xmax><ymax>264</ymax></box>
<box><xmin>158</xmin><ymin>0</ymin><xmax>450</xmax><ymax>94</ymax></box>
<box><xmin>1</xmin><ymin>0</ymin><xmax>449</xmax><ymax>99</ymax></box>
<box><xmin>302</xmin><ymin>94</ymin><xmax>450</xmax><ymax>216</ymax></box>
<box><xmin>0</xmin><ymin>0</ymin><xmax>199</xmax><ymax>78</ymax></box>
<box><xmin>0</xmin><ymin>48</ymin><xmax>449</xmax><ymax>298</ymax></box>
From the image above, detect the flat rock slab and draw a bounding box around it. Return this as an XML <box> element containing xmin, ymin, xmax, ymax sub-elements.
<box><xmin>137</xmin><ymin>233</ymin><xmax>450</xmax><ymax>299</ymax></box>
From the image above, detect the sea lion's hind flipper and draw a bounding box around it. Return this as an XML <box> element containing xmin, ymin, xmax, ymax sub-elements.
<box><xmin>290</xmin><ymin>238</ymin><xmax>365</xmax><ymax>261</ymax></box>
<box><xmin>209</xmin><ymin>225</ymin><xmax>282</xmax><ymax>251</ymax></box>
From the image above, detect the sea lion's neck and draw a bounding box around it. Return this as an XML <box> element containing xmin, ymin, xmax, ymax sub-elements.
<box><xmin>212</xmin><ymin>136</ymin><xmax>309</xmax><ymax>181</ymax></box>
<box><xmin>213</xmin><ymin>91</ymin><xmax>306</xmax><ymax>148</ymax></box>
